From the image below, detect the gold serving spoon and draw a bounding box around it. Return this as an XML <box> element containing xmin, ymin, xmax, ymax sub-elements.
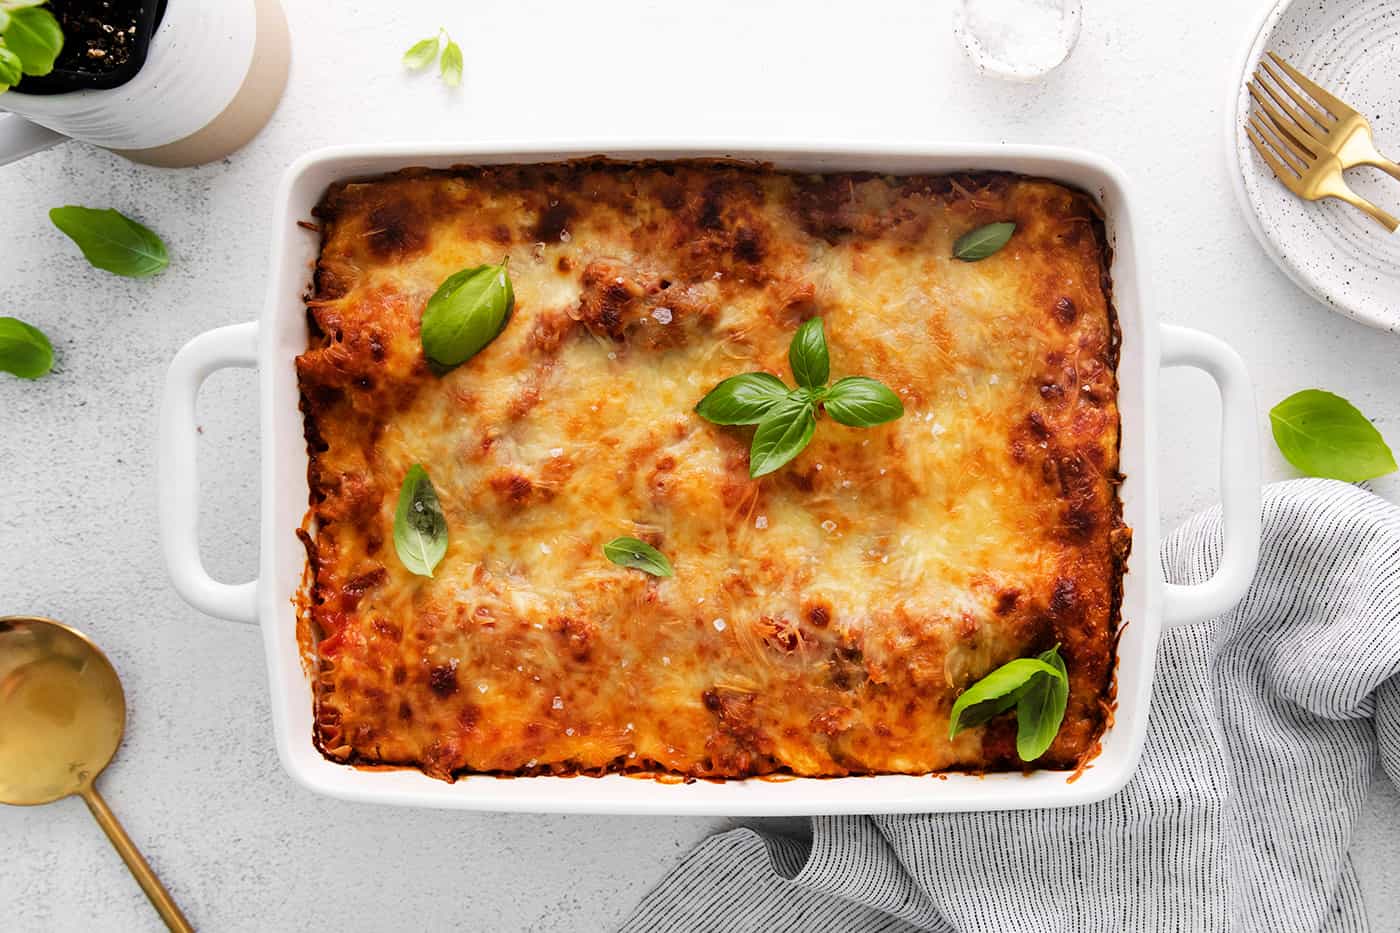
<box><xmin>0</xmin><ymin>616</ymin><xmax>193</xmax><ymax>932</ymax></box>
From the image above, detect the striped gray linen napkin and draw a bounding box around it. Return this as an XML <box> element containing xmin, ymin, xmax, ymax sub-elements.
<box><xmin>622</xmin><ymin>479</ymin><xmax>1400</xmax><ymax>933</ymax></box>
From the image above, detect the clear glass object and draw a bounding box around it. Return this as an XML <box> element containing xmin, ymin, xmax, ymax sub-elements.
<box><xmin>954</xmin><ymin>0</ymin><xmax>1083</xmax><ymax>81</ymax></box>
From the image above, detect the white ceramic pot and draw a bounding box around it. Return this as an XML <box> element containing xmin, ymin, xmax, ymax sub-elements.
<box><xmin>0</xmin><ymin>0</ymin><xmax>289</xmax><ymax>167</ymax></box>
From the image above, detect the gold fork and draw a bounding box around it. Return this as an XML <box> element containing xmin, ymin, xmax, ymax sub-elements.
<box><xmin>1253</xmin><ymin>52</ymin><xmax>1400</xmax><ymax>181</ymax></box>
<box><xmin>1245</xmin><ymin>54</ymin><xmax>1399</xmax><ymax>232</ymax></box>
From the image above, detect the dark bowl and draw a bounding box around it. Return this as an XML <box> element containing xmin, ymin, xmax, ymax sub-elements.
<box><xmin>15</xmin><ymin>0</ymin><xmax>169</xmax><ymax>96</ymax></box>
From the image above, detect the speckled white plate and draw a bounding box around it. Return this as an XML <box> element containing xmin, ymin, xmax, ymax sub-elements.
<box><xmin>1228</xmin><ymin>0</ymin><xmax>1400</xmax><ymax>333</ymax></box>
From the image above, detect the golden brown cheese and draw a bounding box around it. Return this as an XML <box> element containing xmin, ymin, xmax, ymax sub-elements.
<box><xmin>296</xmin><ymin>160</ymin><xmax>1127</xmax><ymax>782</ymax></box>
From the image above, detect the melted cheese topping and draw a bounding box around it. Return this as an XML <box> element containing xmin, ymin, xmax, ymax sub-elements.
<box><xmin>297</xmin><ymin>162</ymin><xmax>1126</xmax><ymax>781</ymax></box>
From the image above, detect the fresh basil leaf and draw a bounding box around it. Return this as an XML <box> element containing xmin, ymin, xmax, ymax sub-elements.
<box><xmin>823</xmin><ymin>376</ymin><xmax>904</xmax><ymax>427</ymax></box>
<box><xmin>788</xmin><ymin>317</ymin><xmax>830</xmax><ymax>389</ymax></box>
<box><xmin>402</xmin><ymin>35</ymin><xmax>440</xmax><ymax>70</ymax></box>
<box><xmin>603</xmin><ymin>536</ymin><xmax>674</xmax><ymax>577</ymax></box>
<box><xmin>0</xmin><ymin>44</ymin><xmax>21</xmax><ymax>88</ymax></box>
<box><xmin>5</xmin><ymin>6</ymin><xmax>61</xmax><ymax>76</ymax></box>
<box><xmin>0</xmin><ymin>316</ymin><xmax>53</xmax><ymax>379</ymax></box>
<box><xmin>695</xmin><ymin>372</ymin><xmax>790</xmax><ymax>425</ymax></box>
<box><xmin>0</xmin><ymin>10</ymin><xmax>8</xmax><ymax>33</ymax></box>
<box><xmin>1015</xmin><ymin>646</ymin><xmax>1070</xmax><ymax>761</ymax></box>
<box><xmin>439</xmin><ymin>38</ymin><xmax>463</xmax><ymax>86</ymax></box>
<box><xmin>953</xmin><ymin>221</ymin><xmax>1016</xmax><ymax>262</ymax></box>
<box><xmin>954</xmin><ymin>684</ymin><xmax>1033</xmax><ymax>732</ymax></box>
<box><xmin>948</xmin><ymin>656</ymin><xmax>1064</xmax><ymax>739</ymax></box>
<box><xmin>420</xmin><ymin>259</ymin><xmax>514</xmax><ymax>370</ymax></box>
<box><xmin>393</xmin><ymin>464</ymin><xmax>448</xmax><ymax>577</ymax></box>
<box><xmin>1270</xmin><ymin>389</ymin><xmax>1397</xmax><ymax>483</ymax></box>
<box><xmin>749</xmin><ymin>394</ymin><xmax>817</xmax><ymax>478</ymax></box>
<box><xmin>49</xmin><ymin>206</ymin><xmax>169</xmax><ymax>277</ymax></box>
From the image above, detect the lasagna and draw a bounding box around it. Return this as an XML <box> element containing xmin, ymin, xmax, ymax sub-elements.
<box><xmin>296</xmin><ymin>160</ymin><xmax>1127</xmax><ymax>782</ymax></box>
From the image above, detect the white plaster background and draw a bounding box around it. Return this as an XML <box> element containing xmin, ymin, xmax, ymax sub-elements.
<box><xmin>2</xmin><ymin>0</ymin><xmax>1398</xmax><ymax>929</ymax></box>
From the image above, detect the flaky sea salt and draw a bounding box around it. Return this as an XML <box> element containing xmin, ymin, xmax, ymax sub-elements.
<box><xmin>539</xmin><ymin>543</ymin><xmax>552</xmax><ymax>555</ymax></box>
<box><xmin>712</xmin><ymin>618</ymin><xmax>727</xmax><ymax>632</ymax></box>
<box><xmin>651</xmin><ymin>307</ymin><xmax>673</xmax><ymax>324</ymax></box>
<box><xmin>552</xmin><ymin>696</ymin><xmax>564</xmax><ymax>710</ymax></box>
<box><xmin>549</xmin><ymin>447</ymin><xmax>564</xmax><ymax>458</ymax></box>
<box><xmin>821</xmin><ymin>520</ymin><xmax>837</xmax><ymax>533</ymax></box>
<box><xmin>477</xmin><ymin>683</ymin><xmax>489</xmax><ymax>693</ymax></box>
<box><xmin>931</xmin><ymin>422</ymin><xmax>947</xmax><ymax>437</ymax></box>
<box><xmin>755</xmin><ymin>515</ymin><xmax>768</xmax><ymax>529</ymax></box>
<box><xmin>565</xmin><ymin>727</ymin><xmax>575</xmax><ymax>736</ymax></box>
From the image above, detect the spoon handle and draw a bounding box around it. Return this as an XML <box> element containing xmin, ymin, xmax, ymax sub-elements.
<box><xmin>80</xmin><ymin>785</ymin><xmax>195</xmax><ymax>933</ymax></box>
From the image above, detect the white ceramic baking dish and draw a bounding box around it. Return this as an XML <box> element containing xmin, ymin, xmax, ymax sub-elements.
<box><xmin>159</xmin><ymin>142</ymin><xmax>1261</xmax><ymax>815</ymax></box>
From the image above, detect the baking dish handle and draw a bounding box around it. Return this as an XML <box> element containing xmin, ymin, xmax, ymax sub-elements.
<box><xmin>159</xmin><ymin>322</ymin><xmax>260</xmax><ymax>624</ymax></box>
<box><xmin>1158</xmin><ymin>323</ymin><xmax>1262</xmax><ymax>628</ymax></box>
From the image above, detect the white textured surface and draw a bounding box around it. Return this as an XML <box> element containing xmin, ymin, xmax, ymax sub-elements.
<box><xmin>0</xmin><ymin>0</ymin><xmax>1397</xmax><ymax>930</ymax></box>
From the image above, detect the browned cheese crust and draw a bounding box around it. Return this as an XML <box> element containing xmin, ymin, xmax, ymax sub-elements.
<box><xmin>296</xmin><ymin>160</ymin><xmax>1128</xmax><ymax>782</ymax></box>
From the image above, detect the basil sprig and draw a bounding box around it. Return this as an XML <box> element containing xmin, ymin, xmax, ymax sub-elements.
<box><xmin>952</xmin><ymin>221</ymin><xmax>1016</xmax><ymax>261</ymax></box>
<box><xmin>948</xmin><ymin>646</ymin><xmax>1069</xmax><ymax>763</ymax></box>
<box><xmin>695</xmin><ymin>317</ymin><xmax>904</xmax><ymax>477</ymax></box>
<box><xmin>1</xmin><ymin>4</ymin><xmax>63</xmax><ymax>88</ymax></box>
<box><xmin>0</xmin><ymin>316</ymin><xmax>53</xmax><ymax>379</ymax></box>
<box><xmin>603</xmin><ymin>536</ymin><xmax>674</xmax><ymax>577</ymax></box>
<box><xmin>402</xmin><ymin>27</ymin><xmax>462</xmax><ymax>87</ymax></box>
<box><xmin>420</xmin><ymin>258</ymin><xmax>513</xmax><ymax>371</ymax></box>
<box><xmin>1270</xmin><ymin>389</ymin><xmax>1397</xmax><ymax>483</ymax></box>
<box><xmin>393</xmin><ymin>464</ymin><xmax>448</xmax><ymax>577</ymax></box>
<box><xmin>49</xmin><ymin>206</ymin><xmax>169</xmax><ymax>277</ymax></box>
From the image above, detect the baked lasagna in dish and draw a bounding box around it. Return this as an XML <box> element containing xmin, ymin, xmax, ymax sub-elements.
<box><xmin>296</xmin><ymin>160</ymin><xmax>1127</xmax><ymax>782</ymax></box>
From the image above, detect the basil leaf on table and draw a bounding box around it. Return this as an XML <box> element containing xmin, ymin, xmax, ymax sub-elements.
<box><xmin>603</xmin><ymin>537</ymin><xmax>674</xmax><ymax>577</ymax></box>
<box><xmin>5</xmin><ymin>6</ymin><xmax>62</xmax><ymax>76</ymax></box>
<box><xmin>393</xmin><ymin>464</ymin><xmax>448</xmax><ymax>577</ymax></box>
<box><xmin>1269</xmin><ymin>389</ymin><xmax>1397</xmax><ymax>482</ymax></box>
<box><xmin>0</xmin><ymin>316</ymin><xmax>53</xmax><ymax>379</ymax></box>
<box><xmin>49</xmin><ymin>207</ymin><xmax>169</xmax><ymax>277</ymax></box>
<box><xmin>788</xmin><ymin>316</ymin><xmax>830</xmax><ymax>389</ymax></box>
<box><xmin>1014</xmin><ymin>646</ymin><xmax>1070</xmax><ymax>762</ymax></box>
<box><xmin>748</xmin><ymin>394</ymin><xmax>817</xmax><ymax>478</ymax></box>
<box><xmin>439</xmin><ymin>38</ymin><xmax>463</xmax><ymax>87</ymax></box>
<box><xmin>401</xmin><ymin>35</ymin><xmax>441</xmax><ymax>69</ymax></box>
<box><xmin>694</xmin><ymin>372</ymin><xmax>790</xmax><ymax>425</ymax></box>
<box><xmin>948</xmin><ymin>655</ymin><xmax>1063</xmax><ymax>739</ymax></box>
<box><xmin>823</xmin><ymin>376</ymin><xmax>904</xmax><ymax>427</ymax></box>
<box><xmin>420</xmin><ymin>259</ymin><xmax>514</xmax><ymax>370</ymax></box>
<box><xmin>952</xmin><ymin>221</ymin><xmax>1016</xmax><ymax>262</ymax></box>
